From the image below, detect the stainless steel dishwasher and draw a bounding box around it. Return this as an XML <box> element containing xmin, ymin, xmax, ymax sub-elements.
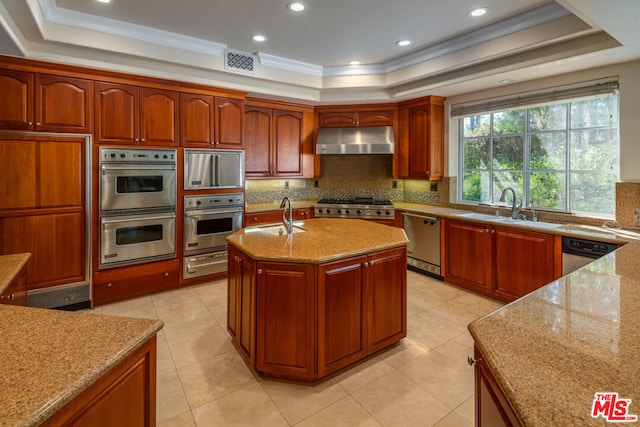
<box><xmin>561</xmin><ymin>236</ymin><xmax>617</xmax><ymax>276</ymax></box>
<box><xmin>403</xmin><ymin>212</ymin><xmax>441</xmax><ymax>278</ymax></box>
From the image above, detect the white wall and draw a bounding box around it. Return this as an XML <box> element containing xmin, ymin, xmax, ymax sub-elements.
<box><xmin>444</xmin><ymin>59</ymin><xmax>640</xmax><ymax>183</ymax></box>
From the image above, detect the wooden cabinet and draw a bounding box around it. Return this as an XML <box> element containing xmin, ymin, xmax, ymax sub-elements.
<box><xmin>0</xmin><ymin>70</ymin><xmax>91</xmax><ymax>133</ymax></box>
<box><xmin>245</xmin><ymin>208</ymin><xmax>313</xmax><ymax>226</ymax></box>
<box><xmin>318</xmin><ymin>110</ymin><xmax>394</xmax><ymax>128</ymax></box>
<box><xmin>227</xmin><ymin>246</ymin><xmax>256</xmax><ymax>365</ymax></box>
<box><xmin>317</xmin><ymin>247</ymin><xmax>406</xmax><ymax>377</ymax></box>
<box><xmin>94</xmin><ymin>82</ymin><xmax>179</xmax><ymax>146</ymax></box>
<box><xmin>397</xmin><ymin>96</ymin><xmax>445</xmax><ymax>180</ymax></box>
<box><xmin>92</xmin><ymin>259</ymin><xmax>180</xmax><ymax>305</ymax></box>
<box><xmin>444</xmin><ymin>219</ymin><xmax>555</xmax><ymax>302</ymax></box>
<box><xmin>244</xmin><ymin>106</ymin><xmax>304</xmax><ymax>177</ymax></box>
<box><xmin>180</xmin><ymin>93</ymin><xmax>243</xmax><ymax>148</ymax></box>
<box><xmin>43</xmin><ymin>336</ymin><xmax>157</xmax><ymax>427</ymax></box>
<box><xmin>0</xmin><ymin>261</ymin><xmax>27</xmax><ymax>306</ymax></box>
<box><xmin>472</xmin><ymin>345</ymin><xmax>523</xmax><ymax>427</ymax></box>
<box><xmin>256</xmin><ymin>261</ymin><xmax>316</xmax><ymax>380</ymax></box>
<box><xmin>297</xmin><ymin>208</ymin><xmax>313</xmax><ymax>220</ymax></box>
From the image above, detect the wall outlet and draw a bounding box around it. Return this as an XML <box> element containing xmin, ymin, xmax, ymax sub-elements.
<box><xmin>284</xmin><ymin>181</ymin><xmax>289</xmax><ymax>190</ymax></box>
<box><xmin>314</xmin><ymin>180</ymin><xmax>319</xmax><ymax>188</ymax></box>
<box><xmin>430</xmin><ymin>182</ymin><xmax>438</xmax><ymax>192</ymax></box>
<box><xmin>392</xmin><ymin>181</ymin><xmax>397</xmax><ymax>189</ymax></box>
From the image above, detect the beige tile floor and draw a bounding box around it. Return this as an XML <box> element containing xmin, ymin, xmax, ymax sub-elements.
<box><xmin>90</xmin><ymin>270</ymin><xmax>503</xmax><ymax>426</ymax></box>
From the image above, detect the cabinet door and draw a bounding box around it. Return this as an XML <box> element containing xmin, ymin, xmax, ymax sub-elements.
<box><xmin>493</xmin><ymin>227</ymin><xmax>554</xmax><ymax>302</ymax></box>
<box><xmin>181</xmin><ymin>93</ymin><xmax>214</xmax><ymax>147</ymax></box>
<box><xmin>366</xmin><ymin>247</ymin><xmax>407</xmax><ymax>353</ymax></box>
<box><xmin>140</xmin><ymin>88</ymin><xmax>179</xmax><ymax>146</ymax></box>
<box><xmin>215</xmin><ymin>97</ymin><xmax>244</xmax><ymax>148</ymax></box>
<box><xmin>227</xmin><ymin>247</ymin><xmax>241</xmax><ymax>340</ymax></box>
<box><xmin>318</xmin><ymin>112</ymin><xmax>356</xmax><ymax>127</ymax></box>
<box><xmin>408</xmin><ymin>106</ymin><xmax>430</xmax><ymax>178</ymax></box>
<box><xmin>257</xmin><ymin>262</ymin><xmax>316</xmax><ymax>381</ymax></box>
<box><xmin>35</xmin><ymin>75</ymin><xmax>91</xmax><ymax>133</ymax></box>
<box><xmin>244</xmin><ymin>106</ymin><xmax>272</xmax><ymax>176</ymax></box>
<box><xmin>238</xmin><ymin>253</ymin><xmax>256</xmax><ymax>365</ymax></box>
<box><xmin>357</xmin><ymin>111</ymin><xmax>394</xmax><ymax>127</ymax></box>
<box><xmin>444</xmin><ymin>220</ymin><xmax>493</xmax><ymax>295</ymax></box>
<box><xmin>245</xmin><ymin>210</ymin><xmax>283</xmax><ymax>226</ymax></box>
<box><xmin>95</xmin><ymin>82</ymin><xmax>139</xmax><ymax>145</ymax></box>
<box><xmin>0</xmin><ymin>139</ymin><xmax>37</xmax><ymax>209</ymax></box>
<box><xmin>0</xmin><ymin>70</ymin><xmax>33</xmax><ymax>130</ymax></box>
<box><xmin>318</xmin><ymin>256</ymin><xmax>367</xmax><ymax>377</ymax></box>
<box><xmin>273</xmin><ymin>109</ymin><xmax>303</xmax><ymax>176</ymax></box>
<box><xmin>0</xmin><ymin>266</ymin><xmax>27</xmax><ymax>306</ymax></box>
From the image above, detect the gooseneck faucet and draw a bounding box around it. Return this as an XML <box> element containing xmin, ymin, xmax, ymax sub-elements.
<box><xmin>499</xmin><ymin>187</ymin><xmax>523</xmax><ymax>219</ymax></box>
<box><xmin>280</xmin><ymin>196</ymin><xmax>293</xmax><ymax>235</ymax></box>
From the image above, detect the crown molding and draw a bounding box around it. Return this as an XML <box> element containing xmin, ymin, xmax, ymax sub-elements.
<box><xmin>256</xmin><ymin>52</ymin><xmax>323</xmax><ymax>76</ymax></box>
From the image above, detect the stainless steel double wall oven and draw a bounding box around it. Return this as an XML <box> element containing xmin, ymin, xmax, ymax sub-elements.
<box><xmin>99</xmin><ymin>147</ymin><xmax>177</xmax><ymax>268</ymax></box>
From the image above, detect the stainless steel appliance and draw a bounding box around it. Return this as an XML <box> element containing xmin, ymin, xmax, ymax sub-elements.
<box><xmin>100</xmin><ymin>212</ymin><xmax>176</xmax><ymax>267</ymax></box>
<box><xmin>562</xmin><ymin>236</ymin><xmax>617</xmax><ymax>276</ymax></box>
<box><xmin>184</xmin><ymin>149</ymin><xmax>244</xmax><ymax>190</ymax></box>
<box><xmin>183</xmin><ymin>193</ymin><xmax>244</xmax><ymax>279</ymax></box>
<box><xmin>403</xmin><ymin>213</ymin><xmax>441</xmax><ymax>278</ymax></box>
<box><xmin>100</xmin><ymin>147</ymin><xmax>177</xmax><ymax>212</ymax></box>
<box><xmin>314</xmin><ymin>197</ymin><xmax>395</xmax><ymax>220</ymax></box>
<box><xmin>315</xmin><ymin>126</ymin><xmax>395</xmax><ymax>154</ymax></box>
<box><xmin>99</xmin><ymin>147</ymin><xmax>177</xmax><ymax>268</ymax></box>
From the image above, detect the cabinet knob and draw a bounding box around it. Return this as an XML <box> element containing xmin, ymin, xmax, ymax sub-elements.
<box><xmin>363</xmin><ymin>261</ymin><xmax>369</xmax><ymax>267</ymax></box>
<box><xmin>164</xmin><ymin>272</ymin><xmax>169</xmax><ymax>277</ymax></box>
<box><xmin>141</xmin><ymin>138</ymin><xmax>146</xmax><ymax>143</ymax></box>
<box><xmin>253</xmin><ymin>217</ymin><xmax>258</xmax><ymax>221</ymax></box>
<box><xmin>107</xmin><ymin>282</ymin><xmax>113</xmax><ymax>288</ymax></box>
<box><xmin>491</xmin><ymin>229</ymin><xmax>495</xmax><ymax>234</ymax></box>
<box><xmin>370</xmin><ymin>260</ymin><xmax>375</xmax><ymax>265</ymax></box>
<box><xmin>467</xmin><ymin>356</ymin><xmax>477</xmax><ymax>366</ymax></box>
<box><xmin>258</xmin><ymin>269</ymin><xmax>263</xmax><ymax>274</ymax></box>
<box><xmin>211</xmin><ymin>141</ymin><xmax>215</xmax><ymax>145</ymax></box>
<box><xmin>35</xmin><ymin>121</ymin><xmax>41</xmax><ymax>127</ymax></box>
<box><xmin>8</xmin><ymin>294</ymin><xmax>15</xmax><ymax>300</ymax></box>
<box><xmin>135</xmin><ymin>137</ymin><xmax>139</xmax><ymax>142</ymax></box>
<box><xmin>27</xmin><ymin>121</ymin><xmax>33</xmax><ymax>126</ymax></box>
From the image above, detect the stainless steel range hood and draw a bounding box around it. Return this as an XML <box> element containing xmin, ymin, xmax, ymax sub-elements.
<box><xmin>315</xmin><ymin>126</ymin><xmax>394</xmax><ymax>154</ymax></box>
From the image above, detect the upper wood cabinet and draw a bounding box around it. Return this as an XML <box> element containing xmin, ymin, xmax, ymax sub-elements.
<box><xmin>397</xmin><ymin>96</ymin><xmax>445</xmax><ymax>180</ymax></box>
<box><xmin>180</xmin><ymin>93</ymin><xmax>243</xmax><ymax>148</ymax></box>
<box><xmin>244</xmin><ymin>105</ymin><xmax>304</xmax><ymax>177</ymax></box>
<box><xmin>94</xmin><ymin>82</ymin><xmax>179</xmax><ymax>146</ymax></box>
<box><xmin>318</xmin><ymin>110</ymin><xmax>394</xmax><ymax>128</ymax></box>
<box><xmin>0</xmin><ymin>70</ymin><xmax>91</xmax><ymax>133</ymax></box>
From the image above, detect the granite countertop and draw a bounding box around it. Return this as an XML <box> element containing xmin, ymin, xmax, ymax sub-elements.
<box><xmin>245</xmin><ymin>199</ymin><xmax>318</xmax><ymax>214</ymax></box>
<box><xmin>0</xmin><ymin>253</ymin><xmax>31</xmax><ymax>295</ymax></box>
<box><xmin>0</xmin><ymin>304</ymin><xmax>163</xmax><ymax>426</ymax></box>
<box><xmin>227</xmin><ymin>217</ymin><xmax>408</xmax><ymax>263</ymax></box>
<box><xmin>468</xmin><ymin>241</ymin><xmax>640</xmax><ymax>426</ymax></box>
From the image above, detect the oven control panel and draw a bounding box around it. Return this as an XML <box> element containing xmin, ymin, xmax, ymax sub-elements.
<box><xmin>100</xmin><ymin>147</ymin><xmax>176</xmax><ymax>163</ymax></box>
<box><xmin>184</xmin><ymin>193</ymin><xmax>244</xmax><ymax>210</ymax></box>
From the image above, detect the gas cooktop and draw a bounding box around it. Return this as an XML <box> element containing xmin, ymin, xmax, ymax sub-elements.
<box><xmin>314</xmin><ymin>197</ymin><xmax>394</xmax><ymax>219</ymax></box>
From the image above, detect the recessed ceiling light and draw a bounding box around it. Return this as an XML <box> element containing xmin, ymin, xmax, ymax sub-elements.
<box><xmin>396</xmin><ymin>40</ymin><xmax>411</xmax><ymax>47</ymax></box>
<box><xmin>499</xmin><ymin>79</ymin><xmax>515</xmax><ymax>84</ymax></box>
<box><xmin>468</xmin><ymin>7</ymin><xmax>489</xmax><ymax>17</ymax></box>
<box><xmin>348</xmin><ymin>60</ymin><xmax>361</xmax><ymax>65</ymax></box>
<box><xmin>287</xmin><ymin>2</ymin><xmax>307</xmax><ymax>12</ymax></box>
<box><xmin>251</xmin><ymin>34</ymin><xmax>267</xmax><ymax>42</ymax></box>
<box><xmin>96</xmin><ymin>0</ymin><xmax>112</xmax><ymax>3</ymax></box>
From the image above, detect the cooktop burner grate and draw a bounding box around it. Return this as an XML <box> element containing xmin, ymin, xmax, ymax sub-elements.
<box><xmin>316</xmin><ymin>198</ymin><xmax>393</xmax><ymax>206</ymax></box>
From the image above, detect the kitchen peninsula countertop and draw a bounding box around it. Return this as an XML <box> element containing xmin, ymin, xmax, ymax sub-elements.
<box><xmin>227</xmin><ymin>217</ymin><xmax>408</xmax><ymax>263</ymax></box>
<box><xmin>468</xmin><ymin>241</ymin><xmax>640</xmax><ymax>426</ymax></box>
<box><xmin>0</xmin><ymin>253</ymin><xmax>30</xmax><ymax>296</ymax></box>
<box><xmin>0</xmin><ymin>253</ymin><xmax>163</xmax><ymax>427</ymax></box>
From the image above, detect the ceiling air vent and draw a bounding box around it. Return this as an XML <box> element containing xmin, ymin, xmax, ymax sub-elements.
<box><xmin>225</xmin><ymin>49</ymin><xmax>255</xmax><ymax>74</ymax></box>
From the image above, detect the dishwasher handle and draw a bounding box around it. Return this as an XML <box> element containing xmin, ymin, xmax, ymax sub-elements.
<box><xmin>402</xmin><ymin>212</ymin><xmax>439</xmax><ymax>224</ymax></box>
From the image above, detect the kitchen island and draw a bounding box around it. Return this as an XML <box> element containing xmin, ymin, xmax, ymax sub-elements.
<box><xmin>468</xmin><ymin>241</ymin><xmax>640</xmax><ymax>426</ymax></box>
<box><xmin>226</xmin><ymin>218</ymin><xmax>409</xmax><ymax>382</ymax></box>
<box><xmin>0</xmin><ymin>254</ymin><xmax>163</xmax><ymax>427</ymax></box>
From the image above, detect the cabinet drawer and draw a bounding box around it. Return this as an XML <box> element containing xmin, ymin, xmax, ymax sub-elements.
<box><xmin>245</xmin><ymin>211</ymin><xmax>285</xmax><ymax>225</ymax></box>
<box><xmin>93</xmin><ymin>259</ymin><xmax>180</xmax><ymax>305</ymax></box>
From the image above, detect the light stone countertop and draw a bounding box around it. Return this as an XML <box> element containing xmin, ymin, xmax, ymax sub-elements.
<box><xmin>226</xmin><ymin>217</ymin><xmax>408</xmax><ymax>263</ymax></box>
<box><xmin>0</xmin><ymin>253</ymin><xmax>31</xmax><ymax>296</ymax></box>
<box><xmin>468</xmin><ymin>241</ymin><xmax>640</xmax><ymax>426</ymax></box>
<box><xmin>0</xmin><ymin>254</ymin><xmax>163</xmax><ymax>427</ymax></box>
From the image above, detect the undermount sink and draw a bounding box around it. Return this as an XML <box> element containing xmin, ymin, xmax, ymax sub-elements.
<box><xmin>457</xmin><ymin>212</ymin><xmax>562</xmax><ymax>229</ymax></box>
<box><xmin>257</xmin><ymin>224</ymin><xmax>306</xmax><ymax>236</ymax></box>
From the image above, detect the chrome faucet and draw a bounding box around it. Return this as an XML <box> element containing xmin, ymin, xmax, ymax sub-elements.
<box><xmin>499</xmin><ymin>187</ymin><xmax>522</xmax><ymax>219</ymax></box>
<box><xmin>279</xmin><ymin>196</ymin><xmax>293</xmax><ymax>235</ymax></box>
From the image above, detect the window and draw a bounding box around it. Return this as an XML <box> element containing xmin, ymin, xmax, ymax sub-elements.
<box><xmin>458</xmin><ymin>92</ymin><xmax>619</xmax><ymax>216</ymax></box>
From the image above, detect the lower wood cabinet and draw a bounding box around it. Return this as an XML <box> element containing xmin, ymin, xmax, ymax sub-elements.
<box><xmin>0</xmin><ymin>261</ymin><xmax>27</xmax><ymax>306</ymax></box>
<box><xmin>228</xmin><ymin>245</ymin><xmax>407</xmax><ymax>382</ymax></box>
<box><xmin>93</xmin><ymin>259</ymin><xmax>180</xmax><ymax>306</ymax></box>
<box><xmin>472</xmin><ymin>345</ymin><xmax>523</xmax><ymax>427</ymax></box>
<box><xmin>245</xmin><ymin>208</ymin><xmax>314</xmax><ymax>226</ymax></box>
<box><xmin>43</xmin><ymin>336</ymin><xmax>157</xmax><ymax>427</ymax></box>
<box><xmin>444</xmin><ymin>219</ymin><xmax>555</xmax><ymax>302</ymax></box>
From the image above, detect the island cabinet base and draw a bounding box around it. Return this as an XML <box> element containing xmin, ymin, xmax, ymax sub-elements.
<box><xmin>43</xmin><ymin>335</ymin><xmax>157</xmax><ymax>427</ymax></box>
<box><xmin>473</xmin><ymin>345</ymin><xmax>523</xmax><ymax>427</ymax></box>
<box><xmin>228</xmin><ymin>246</ymin><xmax>407</xmax><ymax>383</ymax></box>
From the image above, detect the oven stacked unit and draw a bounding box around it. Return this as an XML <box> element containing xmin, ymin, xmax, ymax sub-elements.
<box><xmin>183</xmin><ymin>193</ymin><xmax>244</xmax><ymax>279</ymax></box>
<box><xmin>99</xmin><ymin>147</ymin><xmax>177</xmax><ymax>268</ymax></box>
<box><xmin>314</xmin><ymin>197</ymin><xmax>395</xmax><ymax>220</ymax></box>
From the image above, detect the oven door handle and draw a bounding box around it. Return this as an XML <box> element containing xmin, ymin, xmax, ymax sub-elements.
<box><xmin>185</xmin><ymin>208</ymin><xmax>243</xmax><ymax>217</ymax></box>
<box><xmin>101</xmin><ymin>213</ymin><xmax>176</xmax><ymax>224</ymax></box>
<box><xmin>101</xmin><ymin>164</ymin><xmax>176</xmax><ymax>171</ymax></box>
